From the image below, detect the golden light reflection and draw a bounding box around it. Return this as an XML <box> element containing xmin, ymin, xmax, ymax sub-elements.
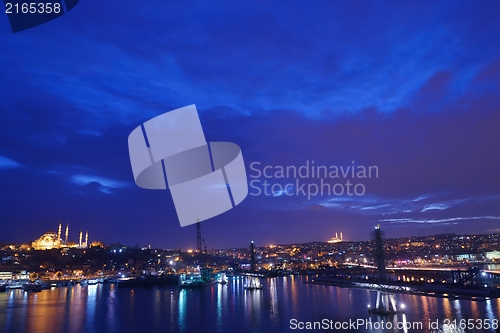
<box><xmin>442</xmin><ymin>298</ymin><xmax>452</xmax><ymax>318</ymax></box>
<box><xmin>290</xmin><ymin>275</ymin><xmax>299</xmax><ymax>315</ymax></box>
<box><xmin>25</xmin><ymin>288</ymin><xmax>68</xmax><ymax>333</ymax></box>
<box><xmin>470</xmin><ymin>300</ymin><xmax>479</xmax><ymax>319</ymax></box>
<box><xmin>421</xmin><ymin>296</ymin><xmax>430</xmax><ymax>324</ymax></box>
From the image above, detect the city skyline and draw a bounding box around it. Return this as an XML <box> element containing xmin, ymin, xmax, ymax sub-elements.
<box><xmin>1</xmin><ymin>1</ymin><xmax>500</xmax><ymax>249</ymax></box>
<box><xmin>3</xmin><ymin>222</ymin><xmax>500</xmax><ymax>252</ymax></box>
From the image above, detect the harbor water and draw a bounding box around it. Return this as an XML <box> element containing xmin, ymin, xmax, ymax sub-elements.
<box><xmin>0</xmin><ymin>276</ymin><xmax>499</xmax><ymax>333</ymax></box>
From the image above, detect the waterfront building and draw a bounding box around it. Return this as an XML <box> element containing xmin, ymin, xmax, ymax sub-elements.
<box><xmin>486</xmin><ymin>250</ymin><xmax>500</xmax><ymax>260</ymax></box>
<box><xmin>455</xmin><ymin>253</ymin><xmax>478</xmax><ymax>261</ymax></box>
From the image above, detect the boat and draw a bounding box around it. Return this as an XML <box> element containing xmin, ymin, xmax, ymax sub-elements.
<box><xmin>7</xmin><ymin>282</ymin><xmax>23</xmax><ymax>290</ymax></box>
<box><xmin>104</xmin><ymin>277</ymin><xmax>119</xmax><ymax>283</ymax></box>
<box><xmin>117</xmin><ymin>275</ymin><xmax>179</xmax><ymax>288</ymax></box>
<box><xmin>88</xmin><ymin>279</ymin><xmax>99</xmax><ymax>285</ymax></box>
<box><xmin>23</xmin><ymin>284</ymin><xmax>43</xmax><ymax>292</ymax></box>
<box><xmin>180</xmin><ymin>279</ymin><xmax>218</xmax><ymax>289</ymax></box>
<box><xmin>179</xmin><ymin>270</ymin><xmax>217</xmax><ymax>289</ymax></box>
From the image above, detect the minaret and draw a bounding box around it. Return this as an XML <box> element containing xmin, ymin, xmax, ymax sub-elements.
<box><xmin>340</xmin><ymin>232</ymin><xmax>343</xmax><ymax>241</ymax></box>
<box><xmin>65</xmin><ymin>224</ymin><xmax>69</xmax><ymax>244</ymax></box>
<box><xmin>57</xmin><ymin>223</ymin><xmax>62</xmax><ymax>246</ymax></box>
<box><xmin>335</xmin><ymin>232</ymin><xmax>338</xmax><ymax>239</ymax></box>
<box><xmin>79</xmin><ymin>230</ymin><xmax>82</xmax><ymax>248</ymax></box>
<box><xmin>85</xmin><ymin>231</ymin><xmax>88</xmax><ymax>248</ymax></box>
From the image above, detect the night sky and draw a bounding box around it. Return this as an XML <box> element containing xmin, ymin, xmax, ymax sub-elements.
<box><xmin>1</xmin><ymin>1</ymin><xmax>499</xmax><ymax>249</ymax></box>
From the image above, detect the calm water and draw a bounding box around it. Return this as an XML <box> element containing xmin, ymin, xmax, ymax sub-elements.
<box><xmin>0</xmin><ymin>276</ymin><xmax>499</xmax><ymax>333</ymax></box>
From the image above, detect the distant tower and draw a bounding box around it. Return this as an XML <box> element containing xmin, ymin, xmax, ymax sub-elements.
<box><xmin>57</xmin><ymin>223</ymin><xmax>62</xmax><ymax>246</ymax></box>
<box><xmin>250</xmin><ymin>240</ymin><xmax>256</xmax><ymax>272</ymax></box>
<box><xmin>369</xmin><ymin>224</ymin><xmax>399</xmax><ymax>314</ymax></box>
<box><xmin>85</xmin><ymin>231</ymin><xmax>88</xmax><ymax>248</ymax></box>
<box><xmin>79</xmin><ymin>230</ymin><xmax>82</xmax><ymax>248</ymax></box>
<box><xmin>335</xmin><ymin>232</ymin><xmax>338</xmax><ymax>239</ymax></box>
<box><xmin>65</xmin><ymin>224</ymin><xmax>69</xmax><ymax>244</ymax></box>
<box><xmin>195</xmin><ymin>219</ymin><xmax>204</xmax><ymax>267</ymax></box>
<box><xmin>373</xmin><ymin>224</ymin><xmax>387</xmax><ymax>281</ymax></box>
<box><xmin>340</xmin><ymin>232</ymin><xmax>343</xmax><ymax>241</ymax></box>
<box><xmin>196</xmin><ymin>219</ymin><xmax>202</xmax><ymax>252</ymax></box>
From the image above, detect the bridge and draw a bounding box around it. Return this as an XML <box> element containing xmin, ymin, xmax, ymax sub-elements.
<box><xmin>311</xmin><ymin>225</ymin><xmax>500</xmax><ymax>314</ymax></box>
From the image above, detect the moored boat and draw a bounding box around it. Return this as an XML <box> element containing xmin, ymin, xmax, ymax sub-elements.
<box><xmin>117</xmin><ymin>275</ymin><xmax>179</xmax><ymax>288</ymax></box>
<box><xmin>23</xmin><ymin>284</ymin><xmax>43</xmax><ymax>292</ymax></box>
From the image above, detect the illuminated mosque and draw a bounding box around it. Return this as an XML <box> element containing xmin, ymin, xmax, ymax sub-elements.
<box><xmin>328</xmin><ymin>232</ymin><xmax>343</xmax><ymax>243</ymax></box>
<box><xmin>32</xmin><ymin>223</ymin><xmax>89</xmax><ymax>250</ymax></box>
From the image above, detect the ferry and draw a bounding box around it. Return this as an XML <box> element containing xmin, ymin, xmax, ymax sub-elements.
<box><xmin>117</xmin><ymin>275</ymin><xmax>179</xmax><ymax>288</ymax></box>
<box><xmin>23</xmin><ymin>283</ymin><xmax>43</xmax><ymax>292</ymax></box>
<box><xmin>179</xmin><ymin>272</ymin><xmax>216</xmax><ymax>289</ymax></box>
<box><xmin>87</xmin><ymin>279</ymin><xmax>99</xmax><ymax>285</ymax></box>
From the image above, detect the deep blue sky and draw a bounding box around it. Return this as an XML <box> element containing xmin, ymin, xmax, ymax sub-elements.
<box><xmin>1</xmin><ymin>1</ymin><xmax>499</xmax><ymax>249</ymax></box>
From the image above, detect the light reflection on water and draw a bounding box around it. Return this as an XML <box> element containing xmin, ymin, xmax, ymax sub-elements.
<box><xmin>216</xmin><ymin>284</ymin><xmax>223</xmax><ymax>331</ymax></box>
<box><xmin>106</xmin><ymin>286</ymin><xmax>118</xmax><ymax>333</ymax></box>
<box><xmin>0</xmin><ymin>276</ymin><xmax>498</xmax><ymax>333</ymax></box>
<box><xmin>178</xmin><ymin>289</ymin><xmax>187</xmax><ymax>333</ymax></box>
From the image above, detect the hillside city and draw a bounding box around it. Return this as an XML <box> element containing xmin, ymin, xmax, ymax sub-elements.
<box><xmin>1</xmin><ymin>229</ymin><xmax>499</xmax><ymax>281</ymax></box>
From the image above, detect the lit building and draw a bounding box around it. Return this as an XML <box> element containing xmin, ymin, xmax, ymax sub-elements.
<box><xmin>486</xmin><ymin>250</ymin><xmax>500</xmax><ymax>260</ymax></box>
<box><xmin>31</xmin><ymin>230</ymin><xmax>60</xmax><ymax>250</ymax></box>
<box><xmin>32</xmin><ymin>223</ymin><xmax>89</xmax><ymax>250</ymax></box>
<box><xmin>328</xmin><ymin>232</ymin><xmax>343</xmax><ymax>243</ymax></box>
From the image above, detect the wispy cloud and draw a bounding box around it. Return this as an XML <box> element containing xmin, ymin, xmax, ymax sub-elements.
<box><xmin>315</xmin><ymin>193</ymin><xmax>499</xmax><ymax>217</ymax></box>
<box><xmin>0</xmin><ymin>155</ymin><xmax>21</xmax><ymax>169</ymax></box>
<box><xmin>381</xmin><ymin>216</ymin><xmax>500</xmax><ymax>224</ymax></box>
<box><xmin>420</xmin><ymin>198</ymin><xmax>469</xmax><ymax>212</ymax></box>
<box><xmin>72</xmin><ymin>175</ymin><xmax>130</xmax><ymax>194</ymax></box>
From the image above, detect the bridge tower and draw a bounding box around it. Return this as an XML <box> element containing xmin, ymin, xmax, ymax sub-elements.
<box><xmin>370</xmin><ymin>224</ymin><xmax>400</xmax><ymax>314</ymax></box>
<box><xmin>244</xmin><ymin>240</ymin><xmax>262</xmax><ymax>290</ymax></box>
<box><xmin>196</xmin><ymin>219</ymin><xmax>202</xmax><ymax>253</ymax></box>
<box><xmin>374</xmin><ymin>224</ymin><xmax>387</xmax><ymax>281</ymax></box>
<box><xmin>250</xmin><ymin>240</ymin><xmax>256</xmax><ymax>272</ymax></box>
